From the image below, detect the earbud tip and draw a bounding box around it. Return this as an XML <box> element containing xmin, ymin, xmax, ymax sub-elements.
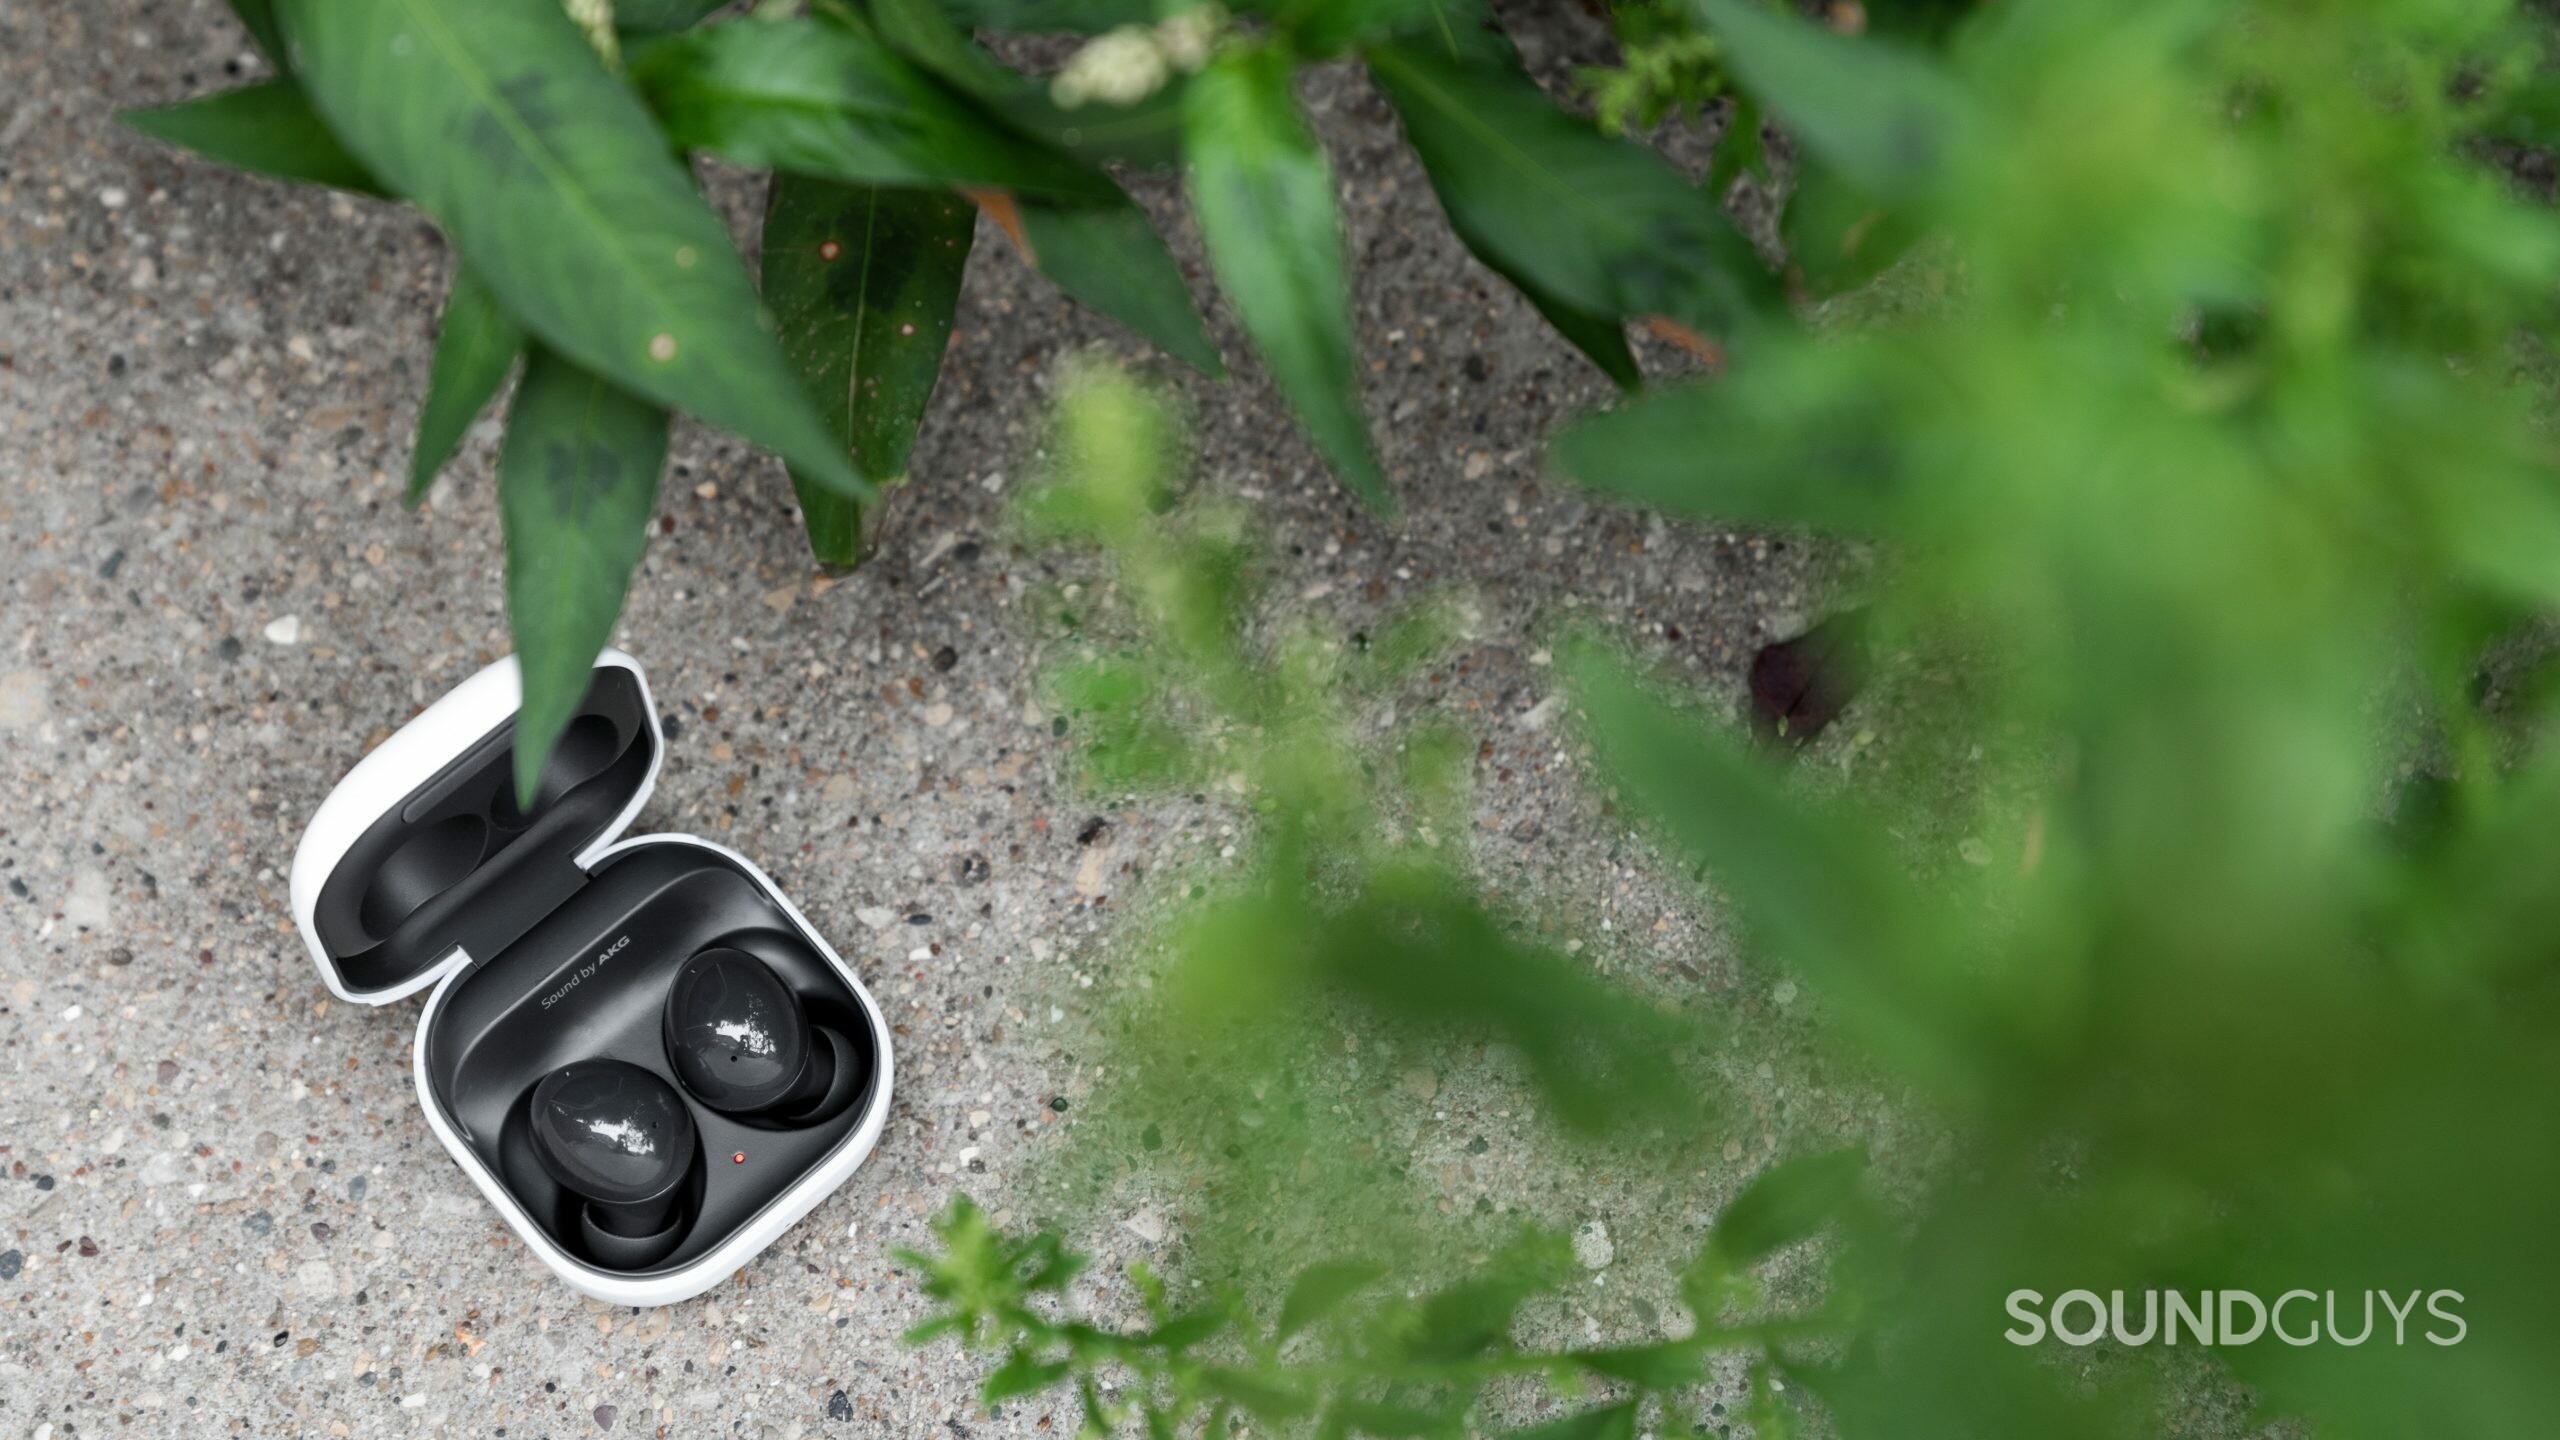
<box><xmin>781</xmin><ymin>1025</ymin><xmax>861</xmax><ymax>1125</ymax></box>
<box><xmin>579</xmin><ymin>1202</ymin><xmax>684</xmax><ymax>1270</ymax></box>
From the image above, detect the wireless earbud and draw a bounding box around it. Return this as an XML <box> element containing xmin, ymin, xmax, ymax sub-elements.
<box><xmin>662</xmin><ymin>947</ymin><xmax>858</xmax><ymax>1122</ymax></box>
<box><xmin>527</xmin><ymin>1058</ymin><xmax>696</xmax><ymax>1268</ymax></box>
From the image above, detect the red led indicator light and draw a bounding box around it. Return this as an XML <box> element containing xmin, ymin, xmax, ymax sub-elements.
<box><xmin>732</xmin><ymin>1151</ymin><xmax>747</xmax><ymax>1164</ymax></box>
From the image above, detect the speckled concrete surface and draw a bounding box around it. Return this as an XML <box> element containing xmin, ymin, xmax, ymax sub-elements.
<box><xmin>0</xmin><ymin>3</ymin><xmax>1826</xmax><ymax>1434</ymax></box>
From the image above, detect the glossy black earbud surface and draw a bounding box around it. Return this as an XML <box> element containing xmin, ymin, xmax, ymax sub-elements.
<box><xmin>662</xmin><ymin>947</ymin><xmax>846</xmax><ymax>1119</ymax></box>
<box><xmin>528</xmin><ymin>1058</ymin><xmax>696</xmax><ymax>1266</ymax></box>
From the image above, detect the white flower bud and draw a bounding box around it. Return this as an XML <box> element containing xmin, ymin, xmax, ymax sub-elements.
<box><xmin>1051</xmin><ymin>25</ymin><xmax>1172</xmax><ymax>109</ymax></box>
<box><xmin>560</xmin><ymin>0</ymin><xmax>619</xmax><ymax>68</ymax></box>
<box><xmin>1154</xmin><ymin>5</ymin><xmax>1225</xmax><ymax>74</ymax></box>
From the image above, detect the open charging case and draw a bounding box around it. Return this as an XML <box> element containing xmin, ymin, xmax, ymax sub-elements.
<box><xmin>288</xmin><ymin>650</ymin><xmax>894</xmax><ymax>1306</ymax></box>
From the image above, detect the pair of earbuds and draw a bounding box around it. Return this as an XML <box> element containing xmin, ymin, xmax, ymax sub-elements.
<box><xmin>525</xmin><ymin>947</ymin><xmax>859</xmax><ymax>1268</ymax></box>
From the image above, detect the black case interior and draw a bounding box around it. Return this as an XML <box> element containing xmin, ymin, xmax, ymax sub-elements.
<box><xmin>314</xmin><ymin>669</ymin><xmax>880</xmax><ymax>1277</ymax></box>
<box><xmin>310</xmin><ymin>667</ymin><xmax>658</xmax><ymax>996</ymax></box>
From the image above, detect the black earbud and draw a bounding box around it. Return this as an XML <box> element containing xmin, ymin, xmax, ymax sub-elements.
<box><xmin>528</xmin><ymin>1058</ymin><xmax>696</xmax><ymax>1268</ymax></box>
<box><xmin>662</xmin><ymin>947</ymin><xmax>857</xmax><ymax>1122</ymax></box>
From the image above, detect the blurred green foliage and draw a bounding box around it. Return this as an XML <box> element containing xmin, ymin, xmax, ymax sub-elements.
<box><xmin>897</xmin><ymin>1</ymin><xmax>2560</xmax><ymax>1436</ymax></box>
<box><xmin>1577</xmin><ymin>0</ymin><xmax>1726</xmax><ymax>138</ymax></box>
<box><xmin>1554</xmin><ymin>0</ymin><xmax>2560</xmax><ymax>1432</ymax></box>
<box><xmin>1011</xmin><ymin>368</ymin><xmax>1722</xmax><ymax>1272</ymax></box>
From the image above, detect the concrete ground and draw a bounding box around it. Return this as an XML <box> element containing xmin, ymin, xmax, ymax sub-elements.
<box><xmin>0</xmin><ymin>3</ymin><xmax>1830</xmax><ymax>1434</ymax></box>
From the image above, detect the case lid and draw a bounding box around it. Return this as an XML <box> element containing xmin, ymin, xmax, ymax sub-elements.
<box><xmin>289</xmin><ymin>651</ymin><xmax>665</xmax><ymax>1005</ymax></box>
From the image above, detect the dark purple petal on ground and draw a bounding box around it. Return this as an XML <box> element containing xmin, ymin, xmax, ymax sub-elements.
<box><xmin>1748</xmin><ymin>608</ymin><xmax>1869</xmax><ymax>747</ymax></box>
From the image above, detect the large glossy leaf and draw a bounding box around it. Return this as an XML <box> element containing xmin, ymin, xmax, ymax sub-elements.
<box><xmin>762</xmin><ymin>176</ymin><xmax>977</xmax><ymax>567</ymax></box>
<box><xmin>276</xmin><ymin>0</ymin><xmax>870</xmax><ymax>502</ymax></box>
<box><xmin>856</xmin><ymin>0</ymin><xmax>1211</xmax><ymax>363</ymax></box>
<box><xmin>408</xmin><ymin>267</ymin><xmax>525</xmax><ymax>505</ymax></box>
<box><xmin>1184</xmin><ymin>45</ymin><xmax>1391</xmax><ymax>510</ymax></box>
<box><xmin>863</xmin><ymin>0</ymin><xmax>1190</xmax><ymax>169</ymax></box>
<box><xmin>630</xmin><ymin>19</ymin><xmax>1117</xmax><ymax>202</ymax></box>
<box><xmin>1508</xmin><ymin>271</ymin><xmax>1640</xmax><ymax>390</ymax></box>
<box><xmin>117</xmin><ymin>81</ymin><xmax>382</xmax><ymax>195</ymax></box>
<box><xmin>1368</xmin><ymin>7</ymin><xmax>1633</xmax><ymax>384</ymax></box>
<box><xmin>499</xmin><ymin>351</ymin><xmax>669</xmax><ymax>806</ymax></box>
<box><xmin>1016</xmin><ymin>199</ymin><xmax>1224</xmax><ymax>376</ymax></box>
<box><xmin>1368</xmin><ymin>40</ymin><xmax>1775</xmax><ymax>341</ymax></box>
<box><xmin>1689</xmin><ymin>0</ymin><xmax>1970</xmax><ymax>203</ymax></box>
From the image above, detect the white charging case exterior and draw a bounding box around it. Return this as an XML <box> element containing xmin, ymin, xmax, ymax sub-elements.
<box><xmin>287</xmin><ymin>650</ymin><xmax>894</xmax><ymax>1306</ymax></box>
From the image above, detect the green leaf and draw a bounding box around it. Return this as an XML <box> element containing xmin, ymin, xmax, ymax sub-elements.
<box><xmin>1016</xmin><ymin>198</ymin><xmax>1226</xmax><ymax>376</ymax></box>
<box><xmin>1143</xmin><ymin>1309</ymin><xmax>1229</xmax><ymax>1351</ymax></box>
<box><xmin>1782</xmin><ymin>157</ymin><xmax>1923</xmax><ymax>298</ymax></box>
<box><xmin>1506</xmin><ymin>270</ymin><xmax>1641</xmax><ymax>390</ymax></box>
<box><xmin>933</xmin><ymin>0</ymin><xmax>1158</xmax><ymax>31</ymax></box>
<box><xmin>981</xmin><ymin>1347</ymin><xmax>1072</xmax><ymax>1403</ymax></box>
<box><xmin>117</xmin><ymin>81</ymin><xmax>382</xmax><ymax>195</ymax></box>
<box><xmin>1578</xmin><ymin>1342</ymin><xmax>1705</xmax><ymax>1389</ymax></box>
<box><xmin>1547</xmin><ymin>347</ymin><xmax>1902</xmax><ymax>534</ymax></box>
<box><xmin>1276</xmin><ymin>1260</ymin><xmax>1384</xmax><ymax>1340</ymax></box>
<box><xmin>408</xmin><ymin>266</ymin><xmax>525</xmax><ymax>505</ymax></box>
<box><xmin>1014</xmin><ymin>1231</ymin><xmax>1089</xmax><ymax>1293</ymax></box>
<box><xmin>498</xmin><ymin>351</ymin><xmax>670</xmax><ymax>807</ymax></box>
<box><xmin>1199</xmin><ymin>1370</ymin><xmax>1316</xmax><ymax>1421</ymax></box>
<box><xmin>1184</xmin><ymin>44</ymin><xmax>1392</xmax><ymax>510</ymax></box>
<box><xmin>1565</xmin><ymin>644</ymin><xmax>1997</xmax><ymax>1096</ymax></box>
<box><xmin>617</xmin><ymin>0</ymin><xmax>731</xmax><ymax>34</ymax></box>
<box><xmin>862</xmin><ymin>0</ymin><xmax>1190</xmax><ymax>169</ymax></box>
<box><xmin>1504</xmin><ymin>1403</ymin><xmax>1638</xmax><ymax>1440</ymax></box>
<box><xmin>1078</xmin><ymin>1375</ymin><xmax>1113</xmax><ymax>1436</ymax></box>
<box><xmin>899</xmin><ymin>1314</ymin><xmax>966</xmax><ymax>1346</ymax></box>
<box><xmin>1703</xmin><ymin>92</ymin><xmax>1766</xmax><ymax>197</ymax></box>
<box><xmin>1711</xmin><ymin>1147</ymin><xmax>1867</xmax><ymax>1266</ymax></box>
<box><xmin>1315</xmin><ymin>869</ymin><xmax>1706</xmax><ymax>1133</ymax></box>
<box><xmin>1368</xmin><ymin>39</ymin><xmax>1775</xmax><ymax>340</ymax></box>
<box><xmin>629</xmin><ymin>19</ymin><xmax>1118</xmax><ymax>202</ymax></box>
<box><xmin>1689</xmin><ymin>0</ymin><xmax>1969</xmax><ymax>204</ymax></box>
<box><xmin>1361</xmin><ymin>18</ymin><xmax>1640</xmax><ymax>385</ymax></box>
<box><xmin>1337</xmin><ymin>1399</ymin><xmax>1457</xmax><ymax>1438</ymax></box>
<box><xmin>1392</xmin><ymin>0</ymin><xmax>1514</xmax><ymax>65</ymax></box>
<box><xmin>2479</xmin><ymin>69</ymin><xmax>2560</xmax><ymax>150</ymax></box>
<box><xmin>1261</xmin><ymin>0</ymin><xmax>1483</xmax><ymax>56</ymax></box>
<box><xmin>1401</xmin><ymin>1267</ymin><xmax>1547</xmax><ymax>1362</ymax></box>
<box><xmin>1740</xmin><ymin>1358</ymin><xmax>1796</xmax><ymax>1440</ymax></box>
<box><xmin>277</xmin><ymin>0</ymin><xmax>870</xmax><ymax>503</ymax></box>
<box><xmin>226</xmin><ymin>0</ymin><xmax>290</xmax><ymax>65</ymax></box>
<box><xmin>763</xmin><ymin>177</ymin><xmax>977</xmax><ymax>567</ymax></box>
<box><xmin>857</xmin><ymin>0</ymin><xmax>1015</xmax><ymax>94</ymax></box>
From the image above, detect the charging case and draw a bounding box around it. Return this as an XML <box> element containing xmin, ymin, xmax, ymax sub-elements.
<box><xmin>287</xmin><ymin>650</ymin><xmax>894</xmax><ymax>1306</ymax></box>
